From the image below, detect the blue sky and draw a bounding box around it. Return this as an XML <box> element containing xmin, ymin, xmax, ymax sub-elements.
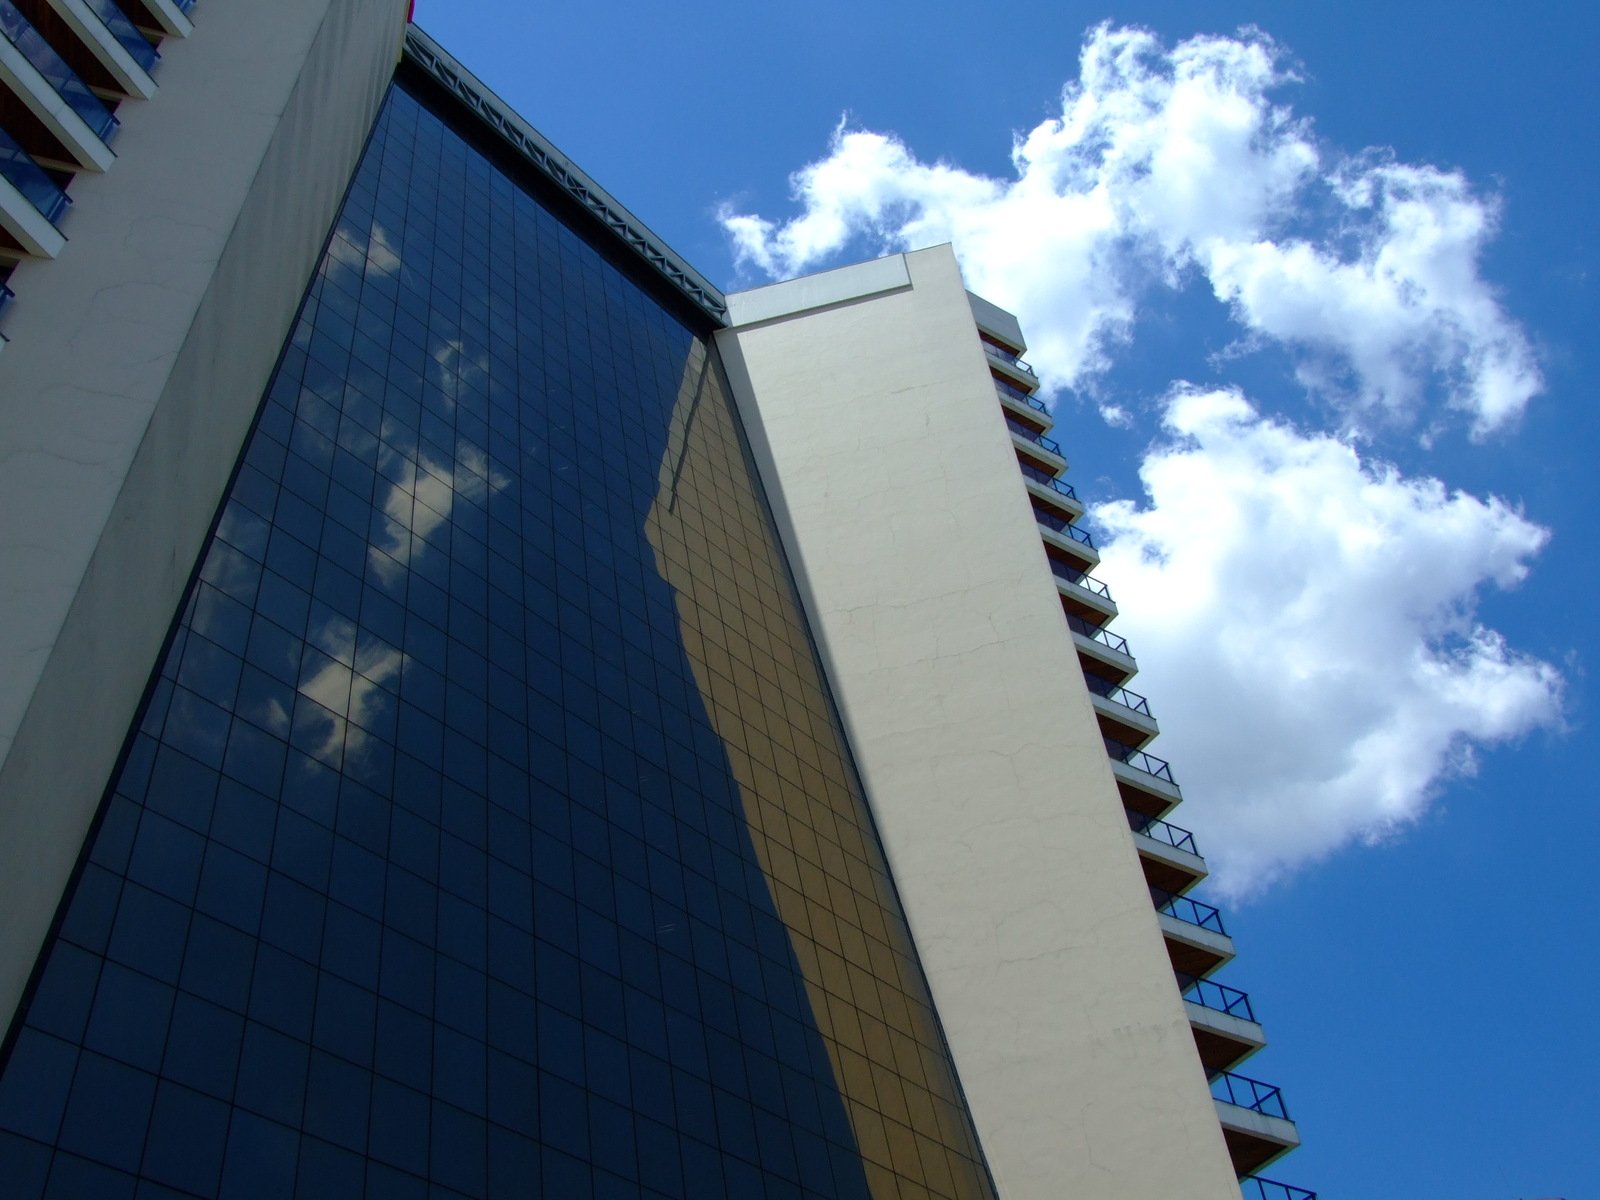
<box><xmin>414</xmin><ymin>3</ymin><xmax>1598</xmax><ymax>1195</ymax></box>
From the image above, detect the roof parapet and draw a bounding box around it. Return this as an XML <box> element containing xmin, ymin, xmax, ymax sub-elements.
<box><xmin>402</xmin><ymin>25</ymin><xmax>728</xmax><ymax>324</ymax></box>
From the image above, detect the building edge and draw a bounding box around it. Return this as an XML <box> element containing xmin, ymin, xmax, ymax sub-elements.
<box><xmin>0</xmin><ymin>0</ymin><xmax>409</xmax><ymax>1039</ymax></box>
<box><xmin>718</xmin><ymin>245</ymin><xmax>1246</xmax><ymax>1198</ymax></box>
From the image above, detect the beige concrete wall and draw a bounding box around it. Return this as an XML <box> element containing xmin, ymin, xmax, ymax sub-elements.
<box><xmin>718</xmin><ymin>246</ymin><xmax>1241</xmax><ymax>1199</ymax></box>
<box><xmin>0</xmin><ymin>0</ymin><xmax>407</xmax><ymax>1033</ymax></box>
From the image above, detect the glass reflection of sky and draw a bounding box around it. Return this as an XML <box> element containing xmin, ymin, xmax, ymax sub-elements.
<box><xmin>0</xmin><ymin>82</ymin><xmax>996</xmax><ymax>1200</ymax></box>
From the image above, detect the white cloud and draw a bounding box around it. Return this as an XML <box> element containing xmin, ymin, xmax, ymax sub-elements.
<box><xmin>1201</xmin><ymin>162</ymin><xmax>1540</xmax><ymax>436</ymax></box>
<box><xmin>720</xmin><ymin>21</ymin><xmax>1561</xmax><ymax>893</ymax></box>
<box><xmin>1093</xmin><ymin>388</ymin><xmax>1562</xmax><ymax>894</ymax></box>
<box><xmin>720</xmin><ymin>23</ymin><xmax>1541</xmax><ymax>435</ymax></box>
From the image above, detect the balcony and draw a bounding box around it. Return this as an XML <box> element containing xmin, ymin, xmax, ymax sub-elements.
<box><xmin>995</xmin><ymin>374</ymin><xmax>1048</xmax><ymax>416</ymax></box>
<box><xmin>1</xmin><ymin>1</ymin><xmax>118</xmax><ymax>140</ymax></box>
<box><xmin>1067</xmin><ymin>614</ymin><xmax>1129</xmax><ymax>655</ymax></box>
<box><xmin>1049</xmin><ymin>556</ymin><xmax>1117</xmax><ymax>623</ymax></box>
<box><xmin>121</xmin><ymin>0</ymin><xmax>194</xmax><ymax>38</ymax></box>
<box><xmin>1050</xmin><ymin>558</ymin><xmax>1107</xmax><ymax>594</ymax></box>
<box><xmin>1104</xmin><ymin>739</ymin><xmax>1185</xmax><ymax>820</ymax></box>
<box><xmin>1214</xmin><ymin>1070</ymin><xmax>1292</xmax><ymax>1121</ymax></box>
<box><xmin>83</xmin><ymin>0</ymin><xmax>158</xmax><ymax>72</ymax></box>
<box><xmin>1178</xmin><ymin>972</ymin><xmax>1254</xmax><ymax>1022</ymax></box>
<box><xmin>1129</xmin><ymin>811</ymin><xmax>1194</xmax><ymax>853</ymax></box>
<box><xmin>1088</xmin><ymin>681</ymin><xmax>1152</xmax><ymax>720</ymax></box>
<box><xmin>48</xmin><ymin>0</ymin><xmax>157</xmax><ymax>100</ymax></box>
<box><xmin>1087</xmin><ymin>676</ymin><xmax>1151</xmax><ymax>717</ymax></box>
<box><xmin>0</xmin><ymin>125</ymin><xmax>68</xmax><ymax>257</ymax></box>
<box><xmin>1006</xmin><ymin>413</ymin><xmax>1066</xmax><ymax>471</ymax></box>
<box><xmin>1018</xmin><ymin>461</ymin><xmax>1077</xmax><ymax>502</ymax></box>
<box><xmin>1104</xmin><ymin>734</ymin><xmax>1179</xmax><ymax>787</ymax></box>
<box><xmin>1072</xmin><ymin>658</ymin><xmax>1139</xmax><ymax>711</ymax></box>
<box><xmin>1065</xmin><ymin>612</ymin><xmax>1137</xmax><ymax>685</ymax></box>
<box><xmin>1086</xmin><ymin>675</ymin><xmax>1157</xmax><ymax>745</ymax></box>
<box><xmin>0</xmin><ymin>125</ymin><xmax>66</xmax><ymax>222</ymax></box>
<box><xmin>981</xmin><ymin>336</ymin><xmax>1029</xmax><ymax>367</ymax></box>
<box><xmin>1127</xmin><ymin>810</ymin><xmax>1206</xmax><ymax>894</ymax></box>
<box><xmin>1034</xmin><ymin>504</ymin><xmax>1097</xmax><ymax>565</ymax></box>
<box><xmin>0</xmin><ymin>0</ymin><xmax>119</xmax><ymax>169</ymax></box>
<box><xmin>982</xmin><ymin>339</ymin><xmax>1039</xmax><ymax>386</ymax></box>
<box><xmin>1006</xmin><ymin>413</ymin><xmax>1062</xmax><ymax>455</ymax></box>
<box><xmin>1022</xmin><ymin>472</ymin><xmax>1082</xmax><ymax>531</ymax></box>
<box><xmin>1109</xmin><ymin>758</ymin><xmax>1180</xmax><ymax>817</ymax></box>
<box><xmin>1151</xmin><ymin>885</ymin><xmax>1223</xmax><ymax>934</ymax></box>
<box><xmin>1151</xmin><ymin>885</ymin><xmax>1233</xmax><ymax>975</ymax></box>
<box><xmin>1241</xmin><ymin>1178</ymin><xmax>1317</xmax><ymax>1200</ymax></box>
<box><xmin>1033</xmin><ymin>502</ymin><xmax>1093</xmax><ymax>544</ymax></box>
<box><xmin>1177</xmin><ymin>973</ymin><xmax>1266</xmax><ymax>1075</ymax></box>
<box><xmin>1212</xmin><ymin>1071</ymin><xmax>1301</xmax><ymax>1175</ymax></box>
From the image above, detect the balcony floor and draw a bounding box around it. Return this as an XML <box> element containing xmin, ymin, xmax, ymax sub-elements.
<box><xmin>1216</xmin><ymin>1102</ymin><xmax>1300</xmax><ymax>1176</ymax></box>
<box><xmin>1187</xmin><ymin>1003</ymin><xmax>1266</xmax><ymax>1075</ymax></box>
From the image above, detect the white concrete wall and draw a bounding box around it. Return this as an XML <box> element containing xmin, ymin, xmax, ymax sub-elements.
<box><xmin>0</xmin><ymin>0</ymin><xmax>407</xmax><ymax>1033</ymax></box>
<box><xmin>718</xmin><ymin>246</ymin><xmax>1241</xmax><ymax>1199</ymax></box>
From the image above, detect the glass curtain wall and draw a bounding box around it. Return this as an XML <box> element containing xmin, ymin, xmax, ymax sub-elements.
<box><xmin>0</xmin><ymin>81</ymin><xmax>997</xmax><ymax>1200</ymax></box>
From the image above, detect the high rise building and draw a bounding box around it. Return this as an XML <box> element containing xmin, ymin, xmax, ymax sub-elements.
<box><xmin>0</xmin><ymin>5</ymin><xmax>1312</xmax><ymax>1198</ymax></box>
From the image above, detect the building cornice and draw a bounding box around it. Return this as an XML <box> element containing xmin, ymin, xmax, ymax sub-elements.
<box><xmin>401</xmin><ymin>25</ymin><xmax>728</xmax><ymax>324</ymax></box>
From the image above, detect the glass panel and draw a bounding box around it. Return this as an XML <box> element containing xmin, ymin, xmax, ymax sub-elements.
<box><xmin>0</xmin><ymin>83</ymin><xmax>998</xmax><ymax>1200</ymax></box>
<box><xmin>0</xmin><ymin>127</ymin><xmax>68</xmax><ymax>225</ymax></box>
<box><xmin>82</xmin><ymin>0</ymin><xmax>158</xmax><ymax>71</ymax></box>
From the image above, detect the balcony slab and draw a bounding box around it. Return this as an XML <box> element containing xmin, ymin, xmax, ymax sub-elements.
<box><xmin>1111</xmin><ymin>756</ymin><xmax>1180</xmax><ymax>808</ymax></box>
<box><xmin>1215</xmin><ymin>1101</ymin><xmax>1300</xmax><ymax>1176</ymax></box>
<box><xmin>1132</xmin><ymin>828</ymin><xmax>1207</xmax><ymax>893</ymax></box>
<box><xmin>1186</xmin><ymin>1002</ymin><xmax>1266</xmax><ymax>1075</ymax></box>
<box><xmin>0</xmin><ymin>36</ymin><xmax>115</xmax><ymax>171</ymax></box>
<box><xmin>1158</xmin><ymin>911</ymin><xmax>1235</xmax><ymax>976</ymax></box>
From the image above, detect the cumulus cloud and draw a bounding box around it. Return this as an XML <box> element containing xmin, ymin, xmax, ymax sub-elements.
<box><xmin>1093</xmin><ymin>388</ymin><xmax>1562</xmax><ymax>894</ymax></box>
<box><xmin>721</xmin><ymin>23</ymin><xmax>1541</xmax><ymax>435</ymax></box>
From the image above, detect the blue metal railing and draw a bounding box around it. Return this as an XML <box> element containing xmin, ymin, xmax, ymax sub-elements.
<box><xmin>1126</xmin><ymin>811</ymin><xmax>1197</xmax><ymax>855</ymax></box>
<box><xmin>1212</xmin><ymin>1071</ymin><xmax>1290</xmax><ymax>1121</ymax></box>
<box><xmin>1005</xmin><ymin>414</ymin><xmax>1062</xmax><ymax>457</ymax></box>
<box><xmin>1034</xmin><ymin>505</ymin><xmax>1095</xmax><ymax>548</ymax></box>
<box><xmin>982</xmin><ymin>339</ymin><xmax>1038</xmax><ymax>377</ymax></box>
<box><xmin>1019</xmin><ymin>461</ymin><xmax>1077</xmax><ymax>501</ymax></box>
<box><xmin>994</xmin><ymin>375</ymin><xmax>1048</xmax><ymax>414</ymax></box>
<box><xmin>1048</xmin><ymin>556</ymin><xmax>1113</xmax><ymax>600</ymax></box>
<box><xmin>1104</xmin><ymin>736</ymin><xmax>1176</xmax><ymax>784</ymax></box>
<box><xmin>1176</xmin><ymin>973</ymin><xmax>1256</xmax><ymax>1022</ymax></box>
<box><xmin>0</xmin><ymin>0</ymin><xmax>119</xmax><ymax>141</ymax></box>
<box><xmin>1085</xmin><ymin>674</ymin><xmax>1151</xmax><ymax>715</ymax></box>
<box><xmin>1241</xmin><ymin>1178</ymin><xmax>1316</xmax><ymax>1200</ymax></box>
<box><xmin>1065</xmin><ymin>613</ymin><xmax>1130</xmax><ymax>656</ymax></box>
<box><xmin>0</xmin><ymin>127</ymin><xmax>69</xmax><ymax>225</ymax></box>
<box><xmin>1150</xmin><ymin>885</ymin><xmax>1225</xmax><ymax>935</ymax></box>
<box><xmin>83</xmin><ymin>0</ymin><xmax>159</xmax><ymax>71</ymax></box>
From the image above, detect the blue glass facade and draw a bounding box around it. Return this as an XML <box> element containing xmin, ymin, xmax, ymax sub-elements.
<box><xmin>0</xmin><ymin>80</ymin><xmax>995</xmax><ymax>1200</ymax></box>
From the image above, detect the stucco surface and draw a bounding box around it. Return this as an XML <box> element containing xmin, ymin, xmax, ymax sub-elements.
<box><xmin>718</xmin><ymin>246</ymin><xmax>1242</xmax><ymax>1198</ymax></box>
